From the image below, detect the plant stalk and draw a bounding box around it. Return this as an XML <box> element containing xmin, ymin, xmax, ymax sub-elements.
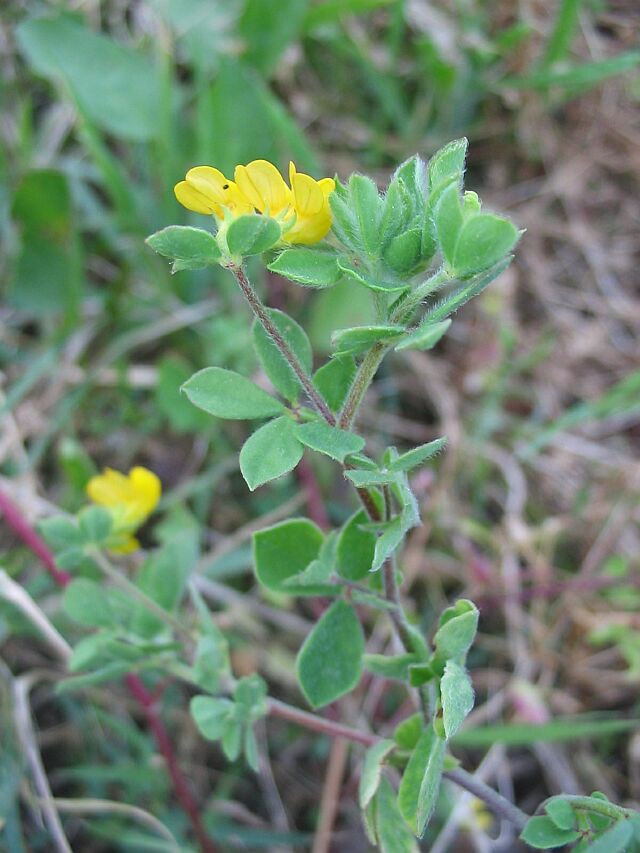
<box><xmin>338</xmin><ymin>342</ymin><xmax>387</xmax><ymax>430</ymax></box>
<box><xmin>230</xmin><ymin>265</ymin><xmax>336</xmax><ymax>425</ymax></box>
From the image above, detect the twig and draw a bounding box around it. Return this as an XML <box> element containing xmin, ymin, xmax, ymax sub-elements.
<box><xmin>312</xmin><ymin>736</ymin><xmax>350</xmax><ymax>853</ymax></box>
<box><xmin>338</xmin><ymin>343</ymin><xmax>386</xmax><ymax>430</ymax></box>
<box><xmin>444</xmin><ymin>767</ymin><xmax>530</xmax><ymax>832</ymax></box>
<box><xmin>13</xmin><ymin>673</ymin><xmax>73</xmax><ymax>853</ymax></box>
<box><xmin>267</xmin><ymin>698</ymin><xmax>378</xmax><ymax>747</ymax></box>
<box><xmin>0</xmin><ymin>570</ymin><xmax>72</xmax><ymax>663</ymax></box>
<box><xmin>230</xmin><ymin>265</ymin><xmax>336</xmax><ymax>425</ymax></box>
<box><xmin>43</xmin><ymin>797</ymin><xmax>180</xmax><ymax>851</ymax></box>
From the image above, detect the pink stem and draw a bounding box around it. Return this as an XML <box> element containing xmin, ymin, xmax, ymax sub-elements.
<box><xmin>0</xmin><ymin>488</ymin><xmax>216</xmax><ymax>853</ymax></box>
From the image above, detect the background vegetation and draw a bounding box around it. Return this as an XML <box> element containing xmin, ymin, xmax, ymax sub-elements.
<box><xmin>1</xmin><ymin>0</ymin><xmax>639</xmax><ymax>850</ymax></box>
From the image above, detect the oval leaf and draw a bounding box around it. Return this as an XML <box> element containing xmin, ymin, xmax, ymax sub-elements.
<box><xmin>520</xmin><ymin>815</ymin><xmax>580</xmax><ymax>849</ymax></box>
<box><xmin>452</xmin><ymin>214</ymin><xmax>520</xmax><ymax>277</ymax></box>
<box><xmin>146</xmin><ymin>225</ymin><xmax>220</xmax><ymax>272</ymax></box>
<box><xmin>359</xmin><ymin>739</ymin><xmax>396</xmax><ymax>810</ymax></box>
<box><xmin>253</xmin><ymin>518</ymin><xmax>330</xmax><ymax>595</ymax></box>
<box><xmin>441</xmin><ymin>660</ymin><xmax>475</xmax><ymax>740</ymax></box>
<box><xmin>239</xmin><ymin>416</ymin><xmax>303</xmax><ymax>490</ymax></box>
<box><xmin>181</xmin><ymin>367</ymin><xmax>284</xmax><ymax>419</ymax></box>
<box><xmin>268</xmin><ymin>248</ymin><xmax>340</xmax><ymax>287</ymax></box>
<box><xmin>395</xmin><ymin>319</ymin><xmax>451</xmax><ymax>352</ymax></box>
<box><xmin>336</xmin><ymin>509</ymin><xmax>376</xmax><ymax>581</ymax></box>
<box><xmin>294</xmin><ymin>421</ymin><xmax>365</xmax><ymax>462</ymax></box>
<box><xmin>252</xmin><ymin>308</ymin><xmax>313</xmax><ymax>403</ymax></box>
<box><xmin>296</xmin><ymin>600</ymin><xmax>365</xmax><ymax>708</ymax></box>
<box><xmin>226</xmin><ymin>214</ymin><xmax>281</xmax><ymax>256</ymax></box>
<box><xmin>398</xmin><ymin>727</ymin><xmax>445</xmax><ymax>837</ymax></box>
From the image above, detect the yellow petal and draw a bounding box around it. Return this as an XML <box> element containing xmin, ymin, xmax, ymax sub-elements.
<box><xmin>86</xmin><ymin>468</ymin><xmax>131</xmax><ymax>509</ymax></box>
<box><xmin>109</xmin><ymin>533</ymin><xmax>140</xmax><ymax>554</ymax></box>
<box><xmin>129</xmin><ymin>467</ymin><xmax>162</xmax><ymax>515</ymax></box>
<box><xmin>318</xmin><ymin>177</ymin><xmax>336</xmax><ymax>200</ymax></box>
<box><xmin>235</xmin><ymin>160</ymin><xmax>291</xmax><ymax>215</ymax></box>
<box><xmin>185</xmin><ymin>166</ymin><xmax>231</xmax><ymax>201</ymax></box>
<box><xmin>285</xmin><ymin>210</ymin><xmax>332</xmax><ymax>244</ymax></box>
<box><xmin>290</xmin><ymin>171</ymin><xmax>324</xmax><ymax>216</ymax></box>
<box><xmin>174</xmin><ymin>181</ymin><xmax>221</xmax><ymax>216</ymax></box>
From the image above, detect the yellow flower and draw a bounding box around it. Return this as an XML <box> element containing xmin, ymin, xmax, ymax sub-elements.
<box><xmin>174</xmin><ymin>159</ymin><xmax>335</xmax><ymax>246</ymax></box>
<box><xmin>86</xmin><ymin>466</ymin><xmax>161</xmax><ymax>553</ymax></box>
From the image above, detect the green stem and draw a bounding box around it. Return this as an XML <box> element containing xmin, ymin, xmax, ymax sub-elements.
<box><xmin>338</xmin><ymin>343</ymin><xmax>387</xmax><ymax>430</ymax></box>
<box><xmin>444</xmin><ymin>768</ymin><xmax>530</xmax><ymax>831</ymax></box>
<box><xmin>88</xmin><ymin>548</ymin><xmax>194</xmax><ymax>647</ymax></box>
<box><xmin>230</xmin><ymin>265</ymin><xmax>336</xmax><ymax>426</ymax></box>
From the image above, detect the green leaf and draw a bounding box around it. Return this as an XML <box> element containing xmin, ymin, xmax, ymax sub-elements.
<box><xmin>433</xmin><ymin>600</ymin><xmax>479</xmax><ymax>662</ymax></box>
<box><xmin>296</xmin><ymin>600</ymin><xmax>365</xmax><ymax>708</ymax></box>
<box><xmin>295</xmin><ymin>421</ymin><xmax>365</xmax><ymax>462</ymax></box>
<box><xmin>63</xmin><ymin>579</ymin><xmax>114</xmax><ymax>628</ymax></box>
<box><xmin>252</xmin><ymin>308</ymin><xmax>313</xmax><ymax>403</ymax></box>
<box><xmin>428</xmin><ymin>138</ymin><xmax>468</xmax><ymax>193</ymax></box>
<box><xmin>77</xmin><ymin>506</ymin><xmax>112</xmax><ymax>545</ymax></box>
<box><xmin>452</xmin><ymin>214</ymin><xmax>520</xmax><ymax>277</ymax></box>
<box><xmin>336</xmin><ymin>509</ymin><xmax>376</xmax><ymax>581</ymax></box>
<box><xmin>359</xmin><ymin>739</ymin><xmax>396</xmax><ymax>809</ymax></box>
<box><xmin>520</xmin><ymin>816</ymin><xmax>580</xmax><ymax>849</ymax></box>
<box><xmin>146</xmin><ymin>226</ymin><xmax>221</xmax><ymax>272</ymax></box>
<box><xmin>222</xmin><ymin>719</ymin><xmax>243</xmax><ymax>761</ymax></box>
<box><xmin>268</xmin><ymin>248</ymin><xmax>341</xmax><ymax>287</ymax></box>
<box><xmin>192</xmin><ymin>633</ymin><xmax>230</xmax><ymax>693</ymax></box>
<box><xmin>344</xmin><ymin>468</ymin><xmax>396</xmax><ymax>488</ymax></box>
<box><xmin>379</xmin><ymin>177</ymin><xmax>413</xmax><ymax>243</ymax></box>
<box><xmin>68</xmin><ymin>634</ymin><xmax>112</xmax><ymax>672</ymax></box>
<box><xmin>337</xmin><ymin>258</ymin><xmax>408</xmax><ymax>294</ymax></box>
<box><xmin>39</xmin><ymin>516</ymin><xmax>83</xmax><ymax>551</ymax></box>
<box><xmin>234</xmin><ymin>674</ymin><xmax>268</xmax><ymax>718</ymax></box>
<box><xmin>313</xmin><ymin>356</ymin><xmax>357</xmax><ymax>413</ymax></box>
<box><xmin>239</xmin><ymin>416</ymin><xmax>303</xmax><ymax>490</ymax></box>
<box><xmin>8</xmin><ymin>169</ymin><xmax>82</xmax><ymax>319</ymax></box>
<box><xmin>440</xmin><ymin>660</ymin><xmax>474</xmax><ymax>740</ymax></box>
<box><xmin>398</xmin><ymin>728</ymin><xmax>445</xmax><ymax>836</ymax></box>
<box><xmin>349</xmin><ymin>174</ymin><xmax>383</xmax><ymax>257</ymax></box>
<box><xmin>57</xmin><ymin>662</ymin><xmax>130</xmax><ymax>693</ymax></box>
<box><xmin>190</xmin><ymin>696</ymin><xmax>235</xmax><ymax>741</ymax></box>
<box><xmin>332</xmin><ymin>324</ymin><xmax>405</xmax><ymax>356</ymax></box>
<box><xmin>226</xmin><ymin>214</ymin><xmax>281</xmax><ymax>256</ymax></box>
<box><xmin>239</xmin><ymin>0</ymin><xmax>308</xmax><ymax>76</ymax></box>
<box><xmin>375</xmin><ymin>776</ymin><xmax>420</xmax><ymax>853</ymax></box>
<box><xmin>181</xmin><ymin>367</ymin><xmax>284</xmax><ymax>420</ymax></box>
<box><xmin>383</xmin><ymin>229</ymin><xmax>422</xmax><ymax>274</ymax></box>
<box><xmin>372</xmin><ymin>516</ymin><xmax>405</xmax><ymax>572</ymax></box>
<box><xmin>253</xmin><ymin>518</ymin><xmax>332</xmax><ymax>595</ymax></box>
<box><xmin>389</xmin><ymin>438</ymin><xmax>447</xmax><ymax>472</ymax></box>
<box><xmin>582</xmin><ymin>821</ymin><xmax>633</xmax><ymax>853</ymax></box>
<box><xmin>544</xmin><ymin>799</ymin><xmax>576</xmax><ymax>831</ymax></box>
<box><xmin>17</xmin><ymin>14</ymin><xmax>162</xmax><ymax>141</ymax></box>
<box><xmin>453</xmin><ymin>715</ymin><xmax>640</xmax><ymax>748</ymax></box>
<box><xmin>395</xmin><ymin>320</ymin><xmax>451</xmax><ymax>352</ymax></box>
<box><xmin>394</xmin><ymin>713</ymin><xmax>423</xmax><ymax>750</ymax></box>
<box><xmin>422</xmin><ymin>256</ymin><xmax>513</xmax><ymax>324</ymax></box>
<box><xmin>364</xmin><ymin>653</ymin><xmax>417</xmax><ymax>682</ymax></box>
<box><xmin>433</xmin><ymin>183</ymin><xmax>464</xmax><ymax>268</ymax></box>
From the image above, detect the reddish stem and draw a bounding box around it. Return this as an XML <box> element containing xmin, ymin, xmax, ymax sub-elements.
<box><xmin>0</xmin><ymin>488</ymin><xmax>216</xmax><ymax>853</ymax></box>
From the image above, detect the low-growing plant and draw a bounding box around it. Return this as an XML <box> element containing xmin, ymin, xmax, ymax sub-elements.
<box><xmin>30</xmin><ymin>140</ymin><xmax>640</xmax><ymax>851</ymax></box>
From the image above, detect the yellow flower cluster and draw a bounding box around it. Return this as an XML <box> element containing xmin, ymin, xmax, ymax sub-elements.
<box><xmin>86</xmin><ymin>466</ymin><xmax>161</xmax><ymax>553</ymax></box>
<box><xmin>174</xmin><ymin>159</ymin><xmax>335</xmax><ymax>245</ymax></box>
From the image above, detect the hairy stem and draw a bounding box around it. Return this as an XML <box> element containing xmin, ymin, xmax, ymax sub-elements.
<box><xmin>338</xmin><ymin>342</ymin><xmax>387</xmax><ymax>430</ymax></box>
<box><xmin>230</xmin><ymin>265</ymin><xmax>336</xmax><ymax>425</ymax></box>
<box><xmin>444</xmin><ymin>767</ymin><xmax>530</xmax><ymax>832</ymax></box>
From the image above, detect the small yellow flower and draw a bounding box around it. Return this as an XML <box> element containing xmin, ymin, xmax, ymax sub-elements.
<box><xmin>86</xmin><ymin>466</ymin><xmax>161</xmax><ymax>553</ymax></box>
<box><xmin>174</xmin><ymin>159</ymin><xmax>335</xmax><ymax>246</ymax></box>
